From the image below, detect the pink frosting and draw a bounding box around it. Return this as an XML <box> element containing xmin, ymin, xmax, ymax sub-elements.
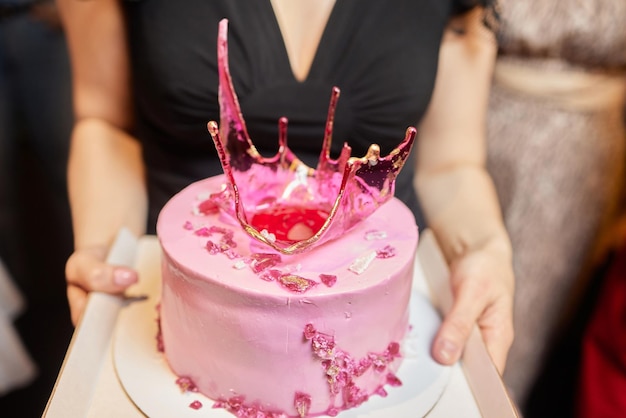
<box><xmin>157</xmin><ymin>175</ymin><xmax>418</xmax><ymax>417</ymax></box>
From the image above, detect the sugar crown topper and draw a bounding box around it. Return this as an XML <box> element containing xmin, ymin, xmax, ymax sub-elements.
<box><xmin>207</xmin><ymin>19</ymin><xmax>416</xmax><ymax>255</ymax></box>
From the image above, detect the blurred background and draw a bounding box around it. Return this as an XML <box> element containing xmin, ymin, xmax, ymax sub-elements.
<box><xmin>0</xmin><ymin>0</ymin><xmax>74</xmax><ymax>416</ymax></box>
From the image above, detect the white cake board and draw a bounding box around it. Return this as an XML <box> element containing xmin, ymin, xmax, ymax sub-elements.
<box><xmin>112</xmin><ymin>255</ymin><xmax>452</xmax><ymax>418</ymax></box>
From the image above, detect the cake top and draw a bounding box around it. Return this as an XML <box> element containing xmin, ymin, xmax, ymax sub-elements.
<box><xmin>205</xmin><ymin>19</ymin><xmax>417</xmax><ymax>255</ymax></box>
<box><xmin>158</xmin><ymin>175</ymin><xmax>418</xmax><ymax>298</ymax></box>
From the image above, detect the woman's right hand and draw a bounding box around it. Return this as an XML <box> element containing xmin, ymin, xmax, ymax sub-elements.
<box><xmin>65</xmin><ymin>246</ymin><xmax>138</xmax><ymax>325</ymax></box>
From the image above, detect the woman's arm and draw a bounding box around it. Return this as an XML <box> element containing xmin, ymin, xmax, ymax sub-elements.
<box><xmin>415</xmin><ymin>8</ymin><xmax>515</xmax><ymax>372</ymax></box>
<box><xmin>58</xmin><ymin>0</ymin><xmax>148</xmax><ymax>324</ymax></box>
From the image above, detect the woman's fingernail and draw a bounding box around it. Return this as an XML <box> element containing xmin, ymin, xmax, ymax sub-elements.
<box><xmin>114</xmin><ymin>269</ymin><xmax>136</xmax><ymax>286</ymax></box>
<box><xmin>436</xmin><ymin>339</ymin><xmax>458</xmax><ymax>362</ymax></box>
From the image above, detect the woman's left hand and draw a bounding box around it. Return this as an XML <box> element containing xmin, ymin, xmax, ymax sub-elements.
<box><xmin>431</xmin><ymin>236</ymin><xmax>515</xmax><ymax>373</ymax></box>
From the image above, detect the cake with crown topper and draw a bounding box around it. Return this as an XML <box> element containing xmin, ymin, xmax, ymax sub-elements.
<box><xmin>156</xmin><ymin>19</ymin><xmax>419</xmax><ymax>417</ymax></box>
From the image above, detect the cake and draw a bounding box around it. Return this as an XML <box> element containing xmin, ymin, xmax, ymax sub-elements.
<box><xmin>155</xmin><ymin>19</ymin><xmax>419</xmax><ymax>417</ymax></box>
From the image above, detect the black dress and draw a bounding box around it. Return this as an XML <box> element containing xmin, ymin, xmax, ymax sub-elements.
<box><xmin>123</xmin><ymin>0</ymin><xmax>488</xmax><ymax>232</ymax></box>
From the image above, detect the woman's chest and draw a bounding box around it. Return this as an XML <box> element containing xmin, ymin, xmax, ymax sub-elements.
<box><xmin>124</xmin><ymin>0</ymin><xmax>450</xmax><ymax>152</ymax></box>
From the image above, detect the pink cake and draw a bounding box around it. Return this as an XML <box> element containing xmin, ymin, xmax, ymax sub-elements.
<box><xmin>155</xmin><ymin>18</ymin><xmax>420</xmax><ymax>417</ymax></box>
<box><xmin>157</xmin><ymin>174</ymin><xmax>418</xmax><ymax>417</ymax></box>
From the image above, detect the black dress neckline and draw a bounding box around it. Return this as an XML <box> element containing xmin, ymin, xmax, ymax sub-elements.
<box><xmin>263</xmin><ymin>0</ymin><xmax>348</xmax><ymax>84</ymax></box>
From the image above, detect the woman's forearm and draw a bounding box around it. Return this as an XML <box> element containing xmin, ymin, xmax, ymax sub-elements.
<box><xmin>415</xmin><ymin>162</ymin><xmax>512</xmax><ymax>265</ymax></box>
<box><xmin>68</xmin><ymin>117</ymin><xmax>147</xmax><ymax>251</ymax></box>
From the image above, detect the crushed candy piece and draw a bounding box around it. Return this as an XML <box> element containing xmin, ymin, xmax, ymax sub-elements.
<box><xmin>250</xmin><ymin>253</ymin><xmax>282</xmax><ymax>273</ymax></box>
<box><xmin>364</xmin><ymin>229</ymin><xmax>387</xmax><ymax>241</ymax></box>
<box><xmin>348</xmin><ymin>251</ymin><xmax>377</xmax><ymax>274</ymax></box>
<box><xmin>326</xmin><ymin>407</ymin><xmax>340</xmax><ymax>417</ymax></box>
<box><xmin>303</xmin><ymin>323</ymin><xmax>316</xmax><ymax>340</ymax></box>
<box><xmin>344</xmin><ymin>382</ymin><xmax>369</xmax><ymax>408</ymax></box>
<box><xmin>232</xmin><ymin>260</ymin><xmax>248</xmax><ymax>270</ymax></box>
<box><xmin>260</xmin><ymin>269</ymin><xmax>282</xmax><ymax>282</ymax></box>
<box><xmin>156</xmin><ymin>325</ymin><xmax>164</xmax><ymax>353</ymax></box>
<box><xmin>375</xmin><ymin>386</ymin><xmax>388</xmax><ymax>397</ymax></box>
<box><xmin>189</xmin><ymin>400</ymin><xmax>203</xmax><ymax>410</ymax></box>
<box><xmin>319</xmin><ymin>273</ymin><xmax>337</xmax><ymax>287</ymax></box>
<box><xmin>386</xmin><ymin>373</ymin><xmax>403</xmax><ymax>387</ymax></box>
<box><xmin>205</xmin><ymin>240</ymin><xmax>219</xmax><ymax>254</ymax></box>
<box><xmin>304</xmin><ymin>323</ymin><xmax>404</xmax><ymax>413</ymax></box>
<box><xmin>194</xmin><ymin>227</ymin><xmax>211</xmax><ymax>237</ymax></box>
<box><xmin>196</xmin><ymin>198</ymin><xmax>220</xmax><ymax>215</ymax></box>
<box><xmin>278</xmin><ymin>274</ymin><xmax>317</xmax><ymax>293</ymax></box>
<box><xmin>388</xmin><ymin>342</ymin><xmax>400</xmax><ymax>356</ymax></box>
<box><xmin>203</xmin><ymin>226</ymin><xmax>238</xmax><ymax>257</ymax></box>
<box><xmin>355</xmin><ymin>357</ymin><xmax>372</xmax><ymax>376</ymax></box>
<box><xmin>376</xmin><ymin>245</ymin><xmax>396</xmax><ymax>259</ymax></box>
<box><xmin>208</xmin><ymin>225</ymin><xmax>228</xmax><ymax>235</ymax></box>
<box><xmin>294</xmin><ymin>392</ymin><xmax>312</xmax><ymax>418</ymax></box>
<box><xmin>223</xmin><ymin>249</ymin><xmax>239</xmax><ymax>260</ymax></box>
<box><xmin>183</xmin><ymin>221</ymin><xmax>194</xmax><ymax>230</ymax></box>
<box><xmin>311</xmin><ymin>332</ymin><xmax>336</xmax><ymax>359</ymax></box>
<box><xmin>370</xmin><ymin>354</ymin><xmax>387</xmax><ymax>372</ymax></box>
<box><xmin>155</xmin><ymin>304</ymin><xmax>164</xmax><ymax>352</ymax></box>
<box><xmin>212</xmin><ymin>396</ymin><xmax>286</xmax><ymax>417</ymax></box>
<box><xmin>175</xmin><ymin>376</ymin><xmax>199</xmax><ymax>393</ymax></box>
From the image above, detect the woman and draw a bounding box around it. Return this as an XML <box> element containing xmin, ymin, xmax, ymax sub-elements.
<box><xmin>58</xmin><ymin>0</ymin><xmax>515</xmax><ymax>375</ymax></box>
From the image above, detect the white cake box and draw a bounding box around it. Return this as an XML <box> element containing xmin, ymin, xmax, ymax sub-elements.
<box><xmin>43</xmin><ymin>229</ymin><xmax>519</xmax><ymax>418</ymax></box>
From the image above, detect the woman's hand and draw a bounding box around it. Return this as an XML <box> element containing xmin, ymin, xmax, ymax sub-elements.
<box><xmin>431</xmin><ymin>236</ymin><xmax>515</xmax><ymax>373</ymax></box>
<box><xmin>65</xmin><ymin>246</ymin><xmax>138</xmax><ymax>325</ymax></box>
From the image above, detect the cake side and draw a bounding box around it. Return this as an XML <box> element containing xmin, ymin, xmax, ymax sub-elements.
<box><xmin>157</xmin><ymin>175</ymin><xmax>418</xmax><ymax>417</ymax></box>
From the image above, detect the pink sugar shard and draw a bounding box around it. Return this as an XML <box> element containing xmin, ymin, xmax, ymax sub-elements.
<box><xmin>326</xmin><ymin>407</ymin><xmax>340</xmax><ymax>417</ymax></box>
<box><xmin>364</xmin><ymin>229</ymin><xmax>387</xmax><ymax>241</ymax></box>
<box><xmin>208</xmin><ymin>225</ymin><xmax>228</xmax><ymax>234</ymax></box>
<box><xmin>311</xmin><ymin>333</ymin><xmax>336</xmax><ymax>359</ymax></box>
<box><xmin>194</xmin><ymin>226</ymin><xmax>211</xmax><ymax>237</ymax></box>
<box><xmin>155</xmin><ymin>304</ymin><xmax>164</xmax><ymax>352</ymax></box>
<box><xmin>189</xmin><ymin>400</ymin><xmax>203</xmax><ymax>410</ymax></box>
<box><xmin>343</xmin><ymin>382</ymin><xmax>369</xmax><ymax>408</ymax></box>
<box><xmin>212</xmin><ymin>396</ymin><xmax>287</xmax><ymax>418</ymax></box>
<box><xmin>183</xmin><ymin>221</ymin><xmax>194</xmax><ymax>230</ymax></box>
<box><xmin>372</xmin><ymin>356</ymin><xmax>387</xmax><ymax>372</ymax></box>
<box><xmin>294</xmin><ymin>392</ymin><xmax>312</xmax><ymax>418</ymax></box>
<box><xmin>319</xmin><ymin>273</ymin><xmax>337</xmax><ymax>287</ymax></box>
<box><xmin>349</xmin><ymin>251</ymin><xmax>377</xmax><ymax>274</ymax></box>
<box><xmin>197</xmin><ymin>198</ymin><xmax>220</xmax><ymax>215</ymax></box>
<box><xmin>233</xmin><ymin>259</ymin><xmax>248</xmax><ymax>270</ymax></box>
<box><xmin>303</xmin><ymin>323</ymin><xmax>316</xmax><ymax>340</ymax></box>
<box><xmin>260</xmin><ymin>268</ymin><xmax>282</xmax><ymax>282</ymax></box>
<box><xmin>156</xmin><ymin>330</ymin><xmax>164</xmax><ymax>353</ymax></box>
<box><xmin>386</xmin><ymin>373</ymin><xmax>403</xmax><ymax>387</ymax></box>
<box><xmin>250</xmin><ymin>253</ymin><xmax>282</xmax><ymax>273</ymax></box>
<box><xmin>388</xmin><ymin>341</ymin><xmax>400</xmax><ymax>356</ymax></box>
<box><xmin>376</xmin><ymin>245</ymin><xmax>396</xmax><ymax>259</ymax></box>
<box><xmin>175</xmin><ymin>376</ymin><xmax>199</xmax><ymax>393</ymax></box>
<box><xmin>302</xmin><ymin>321</ymin><xmax>403</xmax><ymax>414</ymax></box>
<box><xmin>227</xmin><ymin>396</ymin><xmax>244</xmax><ymax>410</ymax></box>
<box><xmin>278</xmin><ymin>274</ymin><xmax>317</xmax><ymax>293</ymax></box>
<box><xmin>355</xmin><ymin>357</ymin><xmax>372</xmax><ymax>376</ymax></box>
<box><xmin>375</xmin><ymin>386</ymin><xmax>389</xmax><ymax>397</ymax></box>
<box><xmin>223</xmin><ymin>249</ymin><xmax>239</xmax><ymax>259</ymax></box>
<box><xmin>205</xmin><ymin>240</ymin><xmax>219</xmax><ymax>254</ymax></box>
